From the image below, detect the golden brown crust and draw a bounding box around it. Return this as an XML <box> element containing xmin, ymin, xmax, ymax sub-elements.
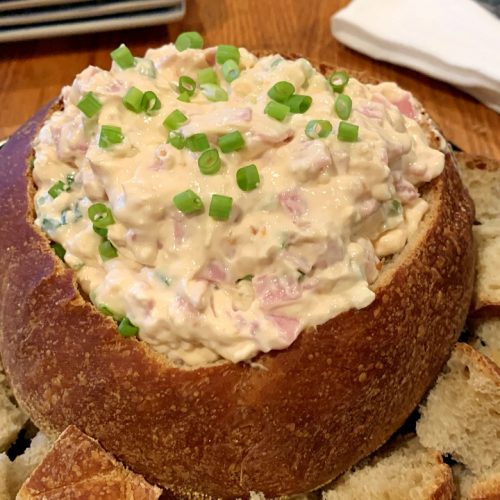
<box><xmin>0</xmin><ymin>61</ymin><xmax>474</xmax><ymax>498</ymax></box>
<box><xmin>16</xmin><ymin>425</ymin><xmax>162</xmax><ymax>499</ymax></box>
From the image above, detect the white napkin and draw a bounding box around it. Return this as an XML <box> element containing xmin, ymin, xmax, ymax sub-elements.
<box><xmin>331</xmin><ymin>0</ymin><xmax>500</xmax><ymax>113</ymax></box>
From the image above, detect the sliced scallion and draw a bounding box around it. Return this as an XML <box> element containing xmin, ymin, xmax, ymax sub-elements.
<box><xmin>328</xmin><ymin>70</ymin><xmax>349</xmax><ymax>93</ymax></box>
<box><xmin>200</xmin><ymin>83</ymin><xmax>228</xmax><ymax>102</ymax></box>
<box><xmin>175</xmin><ymin>31</ymin><xmax>204</xmax><ymax>52</ymax></box>
<box><xmin>198</xmin><ymin>67</ymin><xmax>218</xmax><ymax>85</ymax></box>
<box><xmin>218</xmin><ymin>130</ymin><xmax>245</xmax><ymax>153</ymax></box>
<box><xmin>185</xmin><ymin>133</ymin><xmax>209</xmax><ymax>152</ymax></box>
<box><xmin>334</xmin><ymin>94</ymin><xmax>352</xmax><ymax>120</ymax></box>
<box><xmin>236</xmin><ymin>164</ymin><xmax>260</xmax><ymax>192</ymax></box>
<box><xmin>267</xmin><ymin>81</ymin><xmax>295</xmax><ymax>103</ymax></box>
<box><xmin>216</xmin><ymin>44</ymin><xmax>240</xmax><ymax>65</ymax></box>
<box><xmin>122</xmin><ymin>87</ymin><xmax>143</xmax><ymax>113</ymax></box>
<box><xmin>173</xmin><ymin>189</ymin><xmax>204</xmax><ymax>214</ymax></box>
<box><xmin>221</xmin><ymin>59</ymin><xmax>240</xmax><ymax>82</ymax></box>
<box><xmin>93</xmin><ymin>225</ymin><xmax>108</xmax><ymax>238</ymax></box>
<box><xmin>99</xmin><ymin>239</ymin><xmax>118</xmax><ymax>261</ymax></box>
<box><xmin>48</xmin><ymin>181</ymin><xmax>65</xmax><ymax>199</ymax></box>
<box><xmin>198</xmin><ymin>148</ymin><xmax>221</xmax><ymax>175</ymax></box>
<box><xmin>141</xmin><ymin>91</ymin><xmax>161</xmax><ymax>115</ymax></box>
<box><xmin>99</xmin><ymin>125</ymin><xmax>124</xmax><ymax>148</ymax></box>
<box><xmin>167</xmin><ymin>131</ymin><xmax>185</xmax><ymax>150</ymax></box>
<box><xmin>77</xmin><ymin>92</ymin><xmax>102</xmax><ymax>118</ymax></box>
<box><xmin>177</xmin><ymin>92</ymin><xmax>191</xmax><ymax>103</ymax></box>
<box><xmin>110</xmin><ymin>44</ymin><xmax>135</xmax><ymax>69</ymax></box>
<box><xmin>118</xmin><ymin>317</ymin><xmax>139</xmax><ymax>337</ymax></box>
<box><xmin>337</xmin><ymin>121</ymin><xmax>359</xmax><ymax>142</ymax></box>
<box><xmin>163</xmin><ymin>109</ymin><xmax>188</xmax><ymax>130</ymax></box>
<box><xmin>51</xmin><ymin>242</ymin><xmax>66</xmax><ymax>260</ymax></box>
<box><xmin>209</xmin><ymin>194</ymin><xmax>233</xmax><ymax>221</ymax></box>
<box><xmin>179</xmin><ymin>75</ymin><xmax>196</xmax><ymax>96</ymax></box>
<box><xmin>264</xmin><ymin>101</ymin><xmax>289</xmax><ymax>121</ymax></box>
<box><xmin>88</xmin><ymin>203</ymin><xmax>115</xmax><ymax>229</ymax></box>
<box><xmin>305</xmin><ymin>120</ymin><xmax>332</xmax><ymax>139</ymax></box>
<box><xmin>286</xmin><ymin>94</ymin><xmax>312</xmax><ymax>114</ymax></box>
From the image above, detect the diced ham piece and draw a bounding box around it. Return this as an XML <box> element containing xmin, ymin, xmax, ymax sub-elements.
<box><xmin>393</xmin><ymin>94</ymin><xmax>416</xmax><ymax>119</ymax></box>
<box><xmin>358</xmin><ymin>198</ymin><xmax>380</xmax><ymax>217</ymax></box>
<box><xmin>254</xmin><ymin>274</ymin><xmax>302</xmax><ymax>309</ymax></box>
<box><xmin>316</xmin><ymin>238</ymin><xmax>344</xmax><ymax>268</ymax></box>
<box><xmin>395</xmin><ymin>176</ymin><xmax>418</xmax><ymax>203</ymax></box>
<box><xmin>358</xmin><ymin>102</ymin><xmax>385</xmax><ymax>121</ymax></box>
<box><xmin>196</xmin><ymin>261</ymin><xmax>227</xmax><ymax>283</ymax></box>
<box><xmin>279</xmin><ymin>188</ymin><xmax>307</xmax><ymax>219</ymax></box>
<box><xmin>171</xmin><ymin>213</ymin><xmax>186</xmax><ymax>247</ymax></box>
<box><xmin>267</xmin><ymin>314</ymin><xmax>301</xmax><ymax>344</ymax></box>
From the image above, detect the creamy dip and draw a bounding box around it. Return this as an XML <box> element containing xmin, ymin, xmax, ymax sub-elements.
<box><xmin>32</xmin><ymin>43</ymin><xmax>444</xmax><ymax>365</ymax></box>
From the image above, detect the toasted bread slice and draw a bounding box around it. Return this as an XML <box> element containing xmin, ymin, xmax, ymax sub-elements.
<box><xmin>321</xmin><ymin>436</ymin><xmax>453</xmax><ymax>500</ymax></box>
<box><xmin>17</xmin><ymin>425</ymin><xmax>161</xmax><ymax>499</ymax></box>
<box><xmin>417</xmin><ymin>344</ymin><xmax>500</xmax><ymax>476</ymax></box>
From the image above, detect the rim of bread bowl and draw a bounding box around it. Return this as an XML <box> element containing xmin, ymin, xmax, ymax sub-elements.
<box><xmin>0</xmin><ymin>52</ymin><xmax>474</xmax><ymax>498</ymax></box>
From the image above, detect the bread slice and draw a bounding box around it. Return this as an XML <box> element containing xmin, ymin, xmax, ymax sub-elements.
<box><xmin>0</xmin><ymin>358</ymin><xmax>27</xmax><ymax>452</ymax></box>
<box><xmin>321</xmin><ymin>436</ymin><xmax>453</xmax><ymax>500</ymax></box>
<box><xmin>470</xmin><ymin>317</ymin><xmax>500</xmax><ymax>367</ymax></box>
<box><xmin>16</xmin><ymin>425</ymin><xmax>162</xmax><ymax>499</ymax></box>
<box><xmin>416</xmin><ymin>343</ymin><xmax>500</xmax><ymax>476</ymax></box>
<box><xmin>453</xmin><ymin>463</ymin><xmax>500</xmax><ymax>500</ymax></box>
<box><xmin>455</xmin><ymin>153</ymin><xmax>500</xmax><ymax>224</ymax></box>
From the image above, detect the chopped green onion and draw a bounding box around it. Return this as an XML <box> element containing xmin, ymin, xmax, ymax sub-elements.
<box><xmin>110</xmin><ymin>44</ymin><xmax>135</xmax><ymax>69</ymax></box>
<box><xmin>168</xmin><ymin>131</ymin><xmax>185</xmax><ymax>150</ymax></box>
<box><xmin>334</xmin><ymin>94</ymin><xmax>352</xmax><ymax>120</ymax></box>
<box><xmin>88</xmin><ymin>203</ymin><xmax>115</xmax><ymax>229</ymax></box>
<box><xmin>122</xmin><ymin>87</ymin><xmax>143</xmax><ymax>113</ymax></box>
<box><xmin>236</xmin><ymin>274</ymin><xmax>254</xmax><ymax>283</ymax></box>
<box><xmin>93</xmin><ymin>225</ymin><xmax>108</xmax><ymax>238</ymax></box>
<box><xmin>65</xmin><ymin>173</ymin><xmax>75</xmax><ymax>190</ymax></box>
<box><xmin>163</xmin><ymin>109</ymin><xmax>188</xmax><ymax>130</ymax></box>
<box><xmin>264</xmin><ymin>101</ymin><xmax>289</xmax><ymax>121</ymax></box>
<box><xmin>386</xmin><ymin>199</ymin><xmax>402</xmax><ymax>217</ymax></box>
<box><xmin>200</xmin><ymin>83</ymin><xmax>228</xmax><ymax>102</ymax></box>
<box><xmin>305</xmin><ymin>120</ymin><xmax>332</xmax><ymax>139</ymax></box>
<box><xmin>99</xmin><ymin>239</ymin><xmax>118</xmax><ymax>261</ymax></box>
<box><xmin>286</xmin><ymin>94</ymin><xmax>312</xmax><ymax>114</ymax></box>
<box><xmin>198</xmin><ymin>67</ymin><xmax>218</xmax><ymax>85</ymax></box>
<box><xmin>236</xmin><ymin>164</ymin><xmax>260</xmax><ymax>192</ymax></box>
<box><xmin>267</xmin><ymin>81</ymin><xmax>295</xmax><ymax>103</ymax></box>
<box><xmin>221</xmin><ymin>59</ymin><xmax>240</xmax><ymax>82</ymax></box>
<box><xmin>51</xmin><ymin>242</ymin><xmax>66</xmax><ymax>260</ymax></box>
<box><xmin>175</xmin><ymin>31</ymin><xmax>204</xmax><ymax>52</ymax></box>
<box><xmin>216</xmin><ymin>44</ymin><xmax>240</xmax><ymax>65</ymax></box>
<box><xmin>177</xmin><ymin>92</ymin><xmax>191</xmax><ymax>103</ymax></box>
<box><xmin>179</xmin><ymin>75</ymin><xmax>196</xmax><ymax>96</ymax></box>
<box><xmin>141</xmin><ymin>91</ymin><xmax>161</xmax><ymax>115</ymax></box>
<box><xmin>118</xmin><ymin>317</ymin><xmax>139</xmax><ymax>337</ymax></box>
<box><xmin>77</xmin><ymin>92</ymin><xmax>102</xmax><ymax>118</ymax></box>
<box><xmin>173</xmin><ymin>189</ymin><xmax>204</xmax><ymax>214</ymax></box>
<box><xmin>337</xmin><ymin>121</ymin><xmax>359</xmax><ymax>142</ymax></box>
<box><xmin>209</xmin><ymin>194</ymin><xmax>233</xmax><ymax>221</ymax></box>
<box><xmin>198</xmin><ymin>148</ymin><xmax>221</xmax><ymax>175</ymax></box>
<box><xmin>48</xmin><ymin>181</ymin><xmax>65</xmax><ymax>199</ymax></box>
<box><xmin>185</xmin><ymin>133</ymin><xmax>209</xmax><ymax>152</ymax></box>
<box><xmin>97</xmin><ymin>304</ymin><xmax>122</xmax><ymax>321</ymax></box>
<box><xmin>99</xmin><ymin>125</ymin><xmax>124</xmax><ymax>148</ymax></box>
<box><xmin>329</xmin><ymin>70</ymin><xmax>349</xmax><ymax>93</ymax></box>
<box><xmin>218</xmin><ymin>130</ymin><xmax>245</xmax><ymax>153</ymax></box>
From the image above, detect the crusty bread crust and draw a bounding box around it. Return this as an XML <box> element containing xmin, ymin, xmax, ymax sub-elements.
<box><xmin>0</xmin><ymin>59</ymin><xmax>474</xmax><ymax>498</ymax></box>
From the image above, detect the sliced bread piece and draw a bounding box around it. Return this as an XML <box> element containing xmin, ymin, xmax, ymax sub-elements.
<box><xmin>0</xmin><ymin>382</ymin><xmax>27</xmax><ymax>453</ymax></box>
<box><xmin>416</xmin><ymin>343</ymin><xmax>500</xmax><ymax>476</ymax></box>
<box><xmin>455</xmin><ymin>153</ymin><xmax>500</xmax><ymax>224</ymax></box>
<box><xmin>453</xmin><ymin>463</ymin><xmax>500</xmax><ymax>500</ymax></box>
<box><xmin>471</xmin><ymin>317</ymin><xmax>500</xmax><ymax>367</ymax></box>
<box><xmin>16</xmin><ymin>425</ymin><xmax>162</xmax><ymax>499</ymax></box>
<box><xmin>472</xmin><ymin>221</ymin><xmax>500</xmax><ymax>313</ymax></box>
<box><xmin>321</xmin><ymin>436</ymin><xmax>453</xmax><ymax>500</ymax></box>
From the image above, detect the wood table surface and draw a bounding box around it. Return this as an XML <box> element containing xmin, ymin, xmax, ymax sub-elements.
<box><xmin>1</xmin><ymin>0</ymin><xmax>499</xmax><ymax>159</ymax></box>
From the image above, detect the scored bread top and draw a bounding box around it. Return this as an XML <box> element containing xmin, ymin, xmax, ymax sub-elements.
<box><xmin>0</xmin><ymin>54</ymin><xmax>474</xmax><ymax>497</ymax></box>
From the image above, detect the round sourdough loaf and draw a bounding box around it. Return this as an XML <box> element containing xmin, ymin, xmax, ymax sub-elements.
<box><xmin>0</xmin><ymin>59</ymin><xmax>474</xmax><ymax>498</ymax></box>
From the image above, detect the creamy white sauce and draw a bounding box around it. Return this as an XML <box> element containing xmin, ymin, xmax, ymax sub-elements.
<box><xmin>32</xmin><ymin>45</ymin><xmax>444</xmax><ymax>365</ymax></box>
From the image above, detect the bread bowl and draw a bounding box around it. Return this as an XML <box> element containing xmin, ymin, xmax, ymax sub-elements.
<box><xmin>0</xmin><ymin>38</ymin><xmax>474</xmax><ymax>497</ymax></box>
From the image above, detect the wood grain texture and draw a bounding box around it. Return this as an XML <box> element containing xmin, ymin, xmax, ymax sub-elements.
<box><xmin>0</xmin><ymin>0</ymin><xmax>499</xmax><ymax>159</ymax></box>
